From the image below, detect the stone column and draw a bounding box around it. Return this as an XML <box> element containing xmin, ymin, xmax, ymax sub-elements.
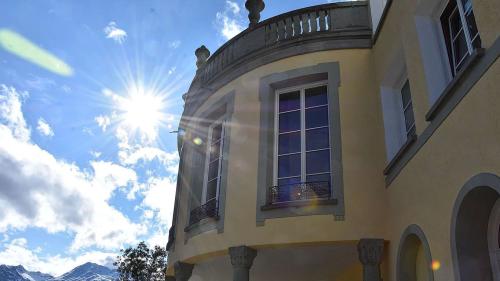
<box><xmin>174</xmin><ymin>262</ymin><xmax>194</xmax><ymax>281</ymax></box>
<box><xmin>357</xmin><ymin>239</ymin><xmax>384</xmax><ymax>281</ymax></box>
<box><xmin>195</xmin><ymin>45</ymin><xmax>210</xmax><ymax>69</ymax></box>
<box><xmin>245</xmin><ymin>0</ymin><xmax>265</xmax><ymax>27</ymax></box>
<box><xmin>165</xmin><ymin>277</ymin><xmax>176</xmax><ymax>281</ymax></box>
<box><xmin>229</xmin><ymin>246</ymin><xmax>257</xmax><ymax>281</ymax></box>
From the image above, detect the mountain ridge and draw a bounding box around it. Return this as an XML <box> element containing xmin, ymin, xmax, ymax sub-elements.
<box><xmin>0</xmin><ymin>262</ymin><xmax>117</xmax><ymax>281</ymax></box>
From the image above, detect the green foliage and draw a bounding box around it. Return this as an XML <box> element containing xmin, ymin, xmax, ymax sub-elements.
<box><xmin>114</xmin><ymin>241</ymin><xmax>168</xmax><ymax>281</ymax></box>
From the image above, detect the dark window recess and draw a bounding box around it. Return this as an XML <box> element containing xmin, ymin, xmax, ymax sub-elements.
<box><xmin>440</xmin><ymin>0</ymin><xmax>481</xmax><ymax>76</ymax></box>
<box><xmin>401</xmin><ymin>80</ymin><xmax>416</xmax><ymax>137</ymax></box>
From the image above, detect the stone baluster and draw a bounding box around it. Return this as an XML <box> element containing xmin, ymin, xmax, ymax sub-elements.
<box><xmin>195</xmin><ymin>45</ymin><xmax>210</xmax><ymax>69</ymax></box>
<box><xmin>174</xmin><ymin>262</ymin><xmax>194</xmax><ymax>281</ymax></box>
<box><xmin>229</xmin><ymin>246</ymin><xmax>257</xmax><ymax>281</ymax></box>
<box><xmin>357</xmin><ymin>239</ymin><xmax>384</xmax><ymax>281</ymax></box>
<box><xmin>245</xmin><ymin>0</ymin><xmax>265</xmax><ymax>27</ymax></box>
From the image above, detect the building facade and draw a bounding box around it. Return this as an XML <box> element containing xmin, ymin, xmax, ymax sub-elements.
<box><xmin>166</xmin><ymin>0</ymin><xmax>500</xmax><ymax>280</ymax></box>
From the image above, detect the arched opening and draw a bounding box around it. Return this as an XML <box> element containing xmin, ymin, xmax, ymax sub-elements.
<box><xmin>488</xmin><ymin>199</ymin><xmax>500</xmax><ymax>281</ymax></box>
<box><xmin>452</xmin><ymin>173</ymin><xmax>500</xmax><ymax>281</ymax></box>
<box><xmin>397</xmin><ymin>225</ymin><xmax>434</xmax><ymax>281</ymax></box>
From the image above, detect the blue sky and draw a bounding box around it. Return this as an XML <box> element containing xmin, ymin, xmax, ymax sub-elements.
<box><xmin>0</xmin><ymin>0</ymin><xmax>338</xmax><ymax>276</ymax></box>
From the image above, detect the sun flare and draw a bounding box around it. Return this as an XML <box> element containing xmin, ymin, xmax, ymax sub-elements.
<box><xmin>117</xmin><ymin>85</ymin><xmax>167</xmax><ymax>141</ymax></box>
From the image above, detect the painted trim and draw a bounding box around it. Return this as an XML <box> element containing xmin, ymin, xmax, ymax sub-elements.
<box><xmin>450</xmin><ymin>173</ymin><xmax>500</xmax><ymax>281</ymax></box>
<box><xmin>372</xmin><ymin>0</ymin><xmax>393</xmax><ymax>45</ymax></box>
<box><xmin>383</xmin><ymin>133</ymin><xmax>416</xmax><ymax>176</ymax></box>
<box><xmin>396</xmin><ymin>224</ymin><xmax>435</xmax><ymax>281</ymax></box>
<box><xmin>385</xmin><ymin>36</ymin><xmax>500</xmax><ymax>186</ymax></box>
<box><xmin>256</xmin><ymin>62</ymin><xmax>344</xmax><ymax>225</ymax></box>
<box><xmin>184</xmin><ymin>91</ymin><xmax>235</xmax><ymax>241</ymax></box>
<box><xmin>425</xmin><ymin>48</ymin><xmax>484</xmax><ymax>121</ymax></box>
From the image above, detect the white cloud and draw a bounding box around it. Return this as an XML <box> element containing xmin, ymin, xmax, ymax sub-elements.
<box><xmin>90</xmin><ymin>151</ymin><xmax>102</xmax><ymax>158</ymax></box>
<box><xmin>0</xmin><ymin>85</ymin><xmax>145</xmax><ymax>252</ymax></box>
<box><xmin>36</xmin><ymin>118</ymin><xmax>54</xmax><ymax>137</ymax></box>
<box><xmin>0</xmin><ymin>85</ymin><xmax>30</xmax><ymax>141</ymax></box>
<box><xmin>95</xmin><ymin>115</ymin><xmax>111</xmax><ymax>132</ymax></box>
<box><xmin>168</xmin><ymin>40</ymin><xmax>181</xmax><ymax>49</ymax></box>
<box><xmin>103</xmin><ymin>21</ymin><xmax>127</xmax><ymax>44</ymax></box>
<box><xmin>216</xmin><ymin>1</ymin><xmax>245</xmax><ymax>40</ymax></box>
<box><xmin>168</xmin><ymin>66</ymin><xmax>176</xmax><ymax>75</ymax></box>
<box><xmin>0</xmin><ymin>238</ymin><xmax>116</xmax><ymax>276</ymax></box>
<box><xmin>226</xmin><ymin>0</ymin><xmax>240</xmax><ymax>14</ymax></box>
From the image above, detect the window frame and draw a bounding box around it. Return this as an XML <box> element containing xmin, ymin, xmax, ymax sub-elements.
<box><xmin>399</xmin><ymin>79</ymin><xmax>416</xmax><ymax>138</ymax></box>
<box><xmin>201</xmin><ymin>117</ymin><xmax>225</xmax><ymax>205</ymax></box>
<box><xmin>441</xmin><ymin>0</ymin><xmax>481</xmax><ymax>76</ymax></box>
<box><xmin>272</xmin><ymin>80</ymin><xmax>331</xmax><ymax>191</ymax></box>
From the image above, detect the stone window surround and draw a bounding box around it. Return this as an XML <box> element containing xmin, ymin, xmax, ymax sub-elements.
<box><xmin>383</xmin><ymin>36</ymin><xmax>497</xmax><ymax>185</ymax></box>
<box><xmin>396</xmin><ymin>224</ymin><xmax>435</xmax><ymax>281</ymax></box>
<box><xmin>379</xmin><ymin>47</ymin><xmax>415</xmax><ymax>165</ymax></box>
<box><xmin>256</xmin><ymin>62</ymin><xmax>344</xmax><ymax>225</ymax></box>
<box><xmin>183</xmin><ymin>91</ymin><xmax>235</xmax><ymax>241</ymax></box>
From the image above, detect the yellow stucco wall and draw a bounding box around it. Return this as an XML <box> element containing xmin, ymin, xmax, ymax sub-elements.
<box><xmin>168</xmin><ymin>0</ymin><xmax>499</xmax><ymax>279</ymax></box>
<box><xmin>170</xmin><ymin>49</ymin><xmax>389</xmax><ymax>266</ymax></box>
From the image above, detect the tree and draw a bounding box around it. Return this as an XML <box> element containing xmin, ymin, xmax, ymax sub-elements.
<box><xmin>114</xmin><ymin>241</ymin><xmax>168</xmax><ymax>281</ymax></box>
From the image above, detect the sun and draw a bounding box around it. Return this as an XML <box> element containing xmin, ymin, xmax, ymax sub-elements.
<box><xmin>117</xmin><ymin>84</ymin><xmax>166</xmax><ymax>141</ymax></box>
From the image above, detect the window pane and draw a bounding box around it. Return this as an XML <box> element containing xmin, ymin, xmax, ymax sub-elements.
<box><xmin>404</xmin><ymin>105</ymin><xmax>415</xmax><ymax>133</ymax></box>
<box><xmin>279</xmin><ymin>111</ymin><xmax>300</xmax><ymax>133</ymax></box>
<box><xmin>305</xmin><ymin>86</ymin><xmax>328</xmax><ymax>107</ymax></box>
<box><xmin>401</xmin><ymin>80</ymin><xmax>411</xmax><ymax>107</ymax></box>
<box><xmin>278</xmin><ymin>153</ymin><xmax>301</xmax><ymax>178</ymax></box>
<box><xmin>461</xmin><ymin>0</ymin><xmax>472</xmax><ymax>12</ymax></box>
<box><xmin>453</xmin><ymin>31</ymin><xmax>469</xmax><ymax>67</ymax></box>
<box><xmin>450</xmin><ymin>9</ymin><xmax>462</xmax><ymax>37</ymax></box>
<box><xmin>279</xmin><ymin>91</ymin><xmax>300</xmax><ymax>112</ymax></box>
<box><xmin>206</xmin><ymin>179</ymin><xmax>218</xmax><ymax>201</ymax></box>
<box><xmin>211</xmin><ymin>124</ymin><xmax>222</xmax><ymax>142</ymax></box>
<box><xmin>306</xmin><ymin>127</ymin><xmax>330</xmax><ymax>151</ymax></box>
<box><xmin>306</xmin><ymin>173</ymin><xmax>331</xmax><ymax>184</ymax></box>
<box><xmin>278</xmin><ymin>177</ymin><xmax>301</xmax><ymax>187</ymax></box>
<box><xmin>208</xmin><ymin>161</ymin><xmax>219</xmax><ymax>181</ymax></box>
<box><xmin>279</xmin><ymin>131</ymin><xmax>301</xmax><ymax>155</ymax></box>
<box><xmin>305</xmin><ymin>106</ymin><xmax>328</xmax><ymax>129</ymax></box>
<box><xmin>306</xmin><ymin>150</ymin><xmax>330</xmax><ymax>174</ymax></box>
<box><xmin>210</xmin><ymin>140</ymin><xmax>221</xmax><ymax>161</ymax></box>
<box><xmin>465</xmin><ymin>10</ymin><xmax>480</xmax><ymax>46</ymax></box>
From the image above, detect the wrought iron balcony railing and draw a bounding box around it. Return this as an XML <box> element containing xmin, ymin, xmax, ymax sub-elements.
<box><xmin>267</xmin><ymin>181</ymin><xmax>332</xmax><ymax>205</ymax></box>
<box><xmin>188</xmin><ymin>198</ymin><xmax>219</xmax><ymax>226</ymax></box>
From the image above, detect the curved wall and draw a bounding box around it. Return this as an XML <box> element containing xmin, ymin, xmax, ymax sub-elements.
<box><xmin>169</xmin><ymin>48</ymin><xmax>388</xmax><ymax>265</ymax></box>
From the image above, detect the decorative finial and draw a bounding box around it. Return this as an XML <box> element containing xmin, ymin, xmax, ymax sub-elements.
<box><xmin>245</xmin><ymin>0</ymin><xmax>265</xmax><ymax>27</ymax></box>
<box><xmin>195</xmin><ymin>45</ymin><xmax>210</xmax><ymax>69</ymax></box>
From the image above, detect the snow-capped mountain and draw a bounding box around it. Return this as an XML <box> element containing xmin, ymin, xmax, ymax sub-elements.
<box><xmin>0</xmin><ymin>265</ymin><xmax>53</xmax><ymax>281</ymax></box>
<box><xmin>0</xmin><ymin>263</ymin><xmax>117</xmax><ymax>281</ymax></box>
<box><xmin>51</xmin><ymin>262</ymin><xmax>117</xmax><ymax>281</ymax></box>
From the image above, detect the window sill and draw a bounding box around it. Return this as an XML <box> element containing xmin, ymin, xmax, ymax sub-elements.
<box><xmin>184</xmin><ymin>216</ymin><xmax>219</xmax><ymax>233</ymax></box>
<box><xmin>383</xmin><ymin>134</ymin><xmax>417</xmax><ymax>176</ymax></box>
<box><xmin>425</xmin><ymin>48</ymin><xmax>485</xmax><ymax>122</ymax></box>
<box><xmin>261</xmin><ymin>198</ymin><xmax>338</xmax><ymax>211</ymax></box>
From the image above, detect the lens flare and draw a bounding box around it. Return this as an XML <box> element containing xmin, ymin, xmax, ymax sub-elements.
<box><xmin>0</xmin><ymin>29</ymin><xmax>73</xmax><ymax>76</ymax></box>
<box><xmin>431</xmin><ymin>260</ymin><xmax>441</xmax><ymax>271</ymax></box>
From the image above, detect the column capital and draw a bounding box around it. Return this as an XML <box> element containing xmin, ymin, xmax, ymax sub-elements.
<box><xmin>174</xmin><ymin>262</ymin><xmax>194</xmax><ymax>281</ymax></box>
<box><xmin>229</xmin><ymin>246</ymin><xmax>257</xmax><ymax>268</ymax></box>
<box><xmin>357</xmin><ymin>239</ymin><xmax>384</xmax><ymax>266</ymax></box>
